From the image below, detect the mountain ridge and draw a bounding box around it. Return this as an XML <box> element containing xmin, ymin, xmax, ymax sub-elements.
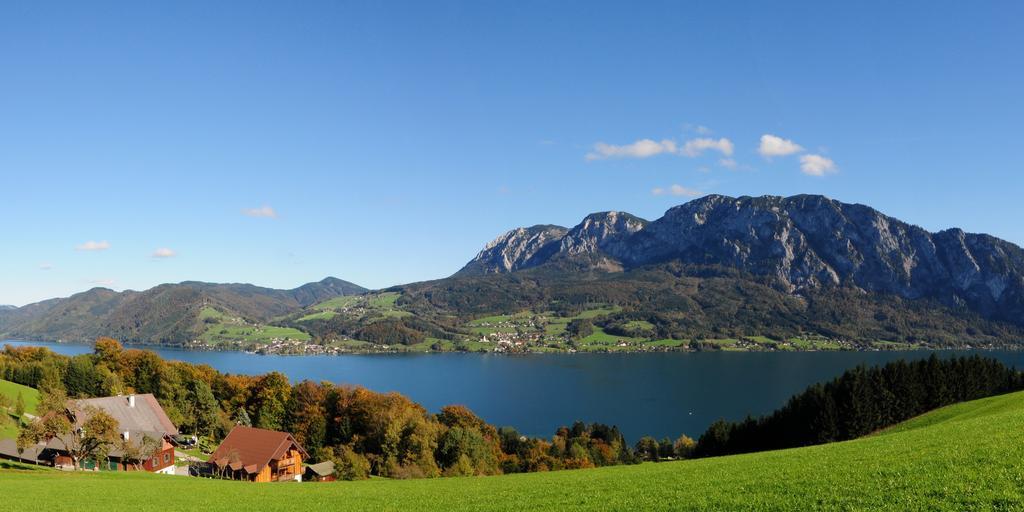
<box><xmin>4</xmin><ymin>194</ymin><xmax>1024</xmax><ymax>350</ymax></box>
<box><xmin>458</xmin><ymin>194</ymin><xmax>1024</xmax><ymax>326</ymax></box>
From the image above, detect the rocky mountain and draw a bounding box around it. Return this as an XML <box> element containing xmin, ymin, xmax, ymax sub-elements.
<box><xmin>458</xmin><ymin>225</ymin><xmax>569</xmax><ymax>274</ymax></box>
<box><xmin>459</xmin><ymin>195</ymin><xmax>1024</xmax><ymax>327</ymax></box>
<box><xmin>0</xmin><ymin>277</ymin><xmax>367</xmax><ymax>344</ymax></box>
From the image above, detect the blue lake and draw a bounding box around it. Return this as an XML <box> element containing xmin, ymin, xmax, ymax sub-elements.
<box><xmin>5</xmin><ymin>340</ymin><xmax>1023</xmax><ymax>441</ymax></box>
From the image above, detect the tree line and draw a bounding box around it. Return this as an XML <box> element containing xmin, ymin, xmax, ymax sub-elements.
<box><xmin>0</xmin><ymin>339</ymin><xmax>639</xmax><ymax>478</ymax></box>
<box><xmin>692</xmin><ymin>354</ymin><xmax>1024</xmax><ymax>458</ymax></box>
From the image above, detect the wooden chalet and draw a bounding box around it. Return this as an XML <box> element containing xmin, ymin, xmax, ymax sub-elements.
<box><xmin>208</xmin><ymin>426</ymin><xmax>307</xmax><ymax>482</ymax></box>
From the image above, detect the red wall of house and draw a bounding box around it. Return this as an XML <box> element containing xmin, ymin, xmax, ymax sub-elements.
<box><xmin>143</xmin><ymin>445</ymin><xmax>175</xmax><ymax>472</ymax></box>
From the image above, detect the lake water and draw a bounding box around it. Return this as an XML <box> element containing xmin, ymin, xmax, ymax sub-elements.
<box><xmin>4</xmin><ymin>339</ymin><xmax>1023</xmax><ymax>441</ymax></box>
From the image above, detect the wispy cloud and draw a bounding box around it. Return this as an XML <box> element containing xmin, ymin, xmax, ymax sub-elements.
<box><xmin>758</xmin><ymin>134</ymin><xmax>804</xmax><ymax>157</ymax></box>
<box><xmin>89</xmin><ymin>279</ymin><xmax>116</xmax><ymax>287</ymax></box>
<box><xmin>652</xmin><ymin>184</ymin><xmax>703</xmax><ymax>197</ymax></box>
<box><xmin>586</xmin><ymin>136</ymin><xmax>733</xmax><ymax>160</ymax></box>
<box><xmin>39</xmin><ymin>263</ymin><xmax>54</xmax><ymax>271</ymax></box>
<box><xmin>718</xmin><ymin>158</ymin><xmax>737</xmax><ymax>169</ymax></box>
<box><xmin>799</xmin><ymin>154</ymin><xmax>838</xmax><ymax>176</ymax></box>
<box><xmin>76</xmin><ymin>240</ymin><xmax>110</xmax><ymax>251</ymax></box>
<box><xmin>585</xmin><ymin>139</ymin><xmax>677</xmax><ymax>160</ymax></box>
<box><xmin>242</xmin><ymin>206</ymin><xmax>278</xmax><ymax>218</ymax></box>
<box><xmin>683</xmin><ymin>123</ymin><xmax>713</xmax><ymax>135</ymax></box>
<box><xmin>152</xmin><ymin>248</ymin><xmax>176</xmax><ymax>259</ymax></box>
<box><xmin>680</xmin><ymin>137</ymin><xmax>734</xmax><ymax>157</ymax></box>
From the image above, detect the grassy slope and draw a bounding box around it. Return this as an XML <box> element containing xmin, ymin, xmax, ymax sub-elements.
<box><xmin>0</xmin><ymin>379</ymin><xmax>39</xmax><ymax>439</ymax></box>
<box><xmin>3</xmin><ymin>391</ymin><xmax>1024</xmax><ymax>510</ymax></box>
<box><xmin>196</xmin><ymin>306</ymin><xmax>311</xmax><ymax>344</ymax></box>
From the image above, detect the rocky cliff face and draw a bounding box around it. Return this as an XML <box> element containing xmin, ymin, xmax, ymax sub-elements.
<box><xmin>459</xmin><ymin>225</ymin><xmax>569</xmax><ymax>274</ymax></box>
<box><xmin>458</xmin><ymin>194</ymin><xmax>1024</xmax><ymax>324</ymax></box>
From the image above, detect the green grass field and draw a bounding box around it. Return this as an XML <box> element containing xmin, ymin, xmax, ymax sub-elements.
<box><xmin>301</xmin><ymin>292</ymin><xmax>411</xmax><ymax>325</ymax></box>
<box><xmin>198</xmin><ymin>323</ymin><xmax>311</xmax><ymax>344</ymax></box>
<box><xmin>0</xmin><ymin>379</ymin><xmax>39</xmax><ymax>439</ymax></box>
<box><xmin>2</xmin><ymin>390</ymin><xmax>1023</xmax><ymax>510</ymax></box>
<box><xmin>196</xmin><ymin>307</ymin><xmax>311</xmax><ymax>344</ymax></box>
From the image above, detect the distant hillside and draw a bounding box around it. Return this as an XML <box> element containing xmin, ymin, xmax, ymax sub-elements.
<box><xmin>0</xmin><ymin>278</ymin><xmax>366</xmax><ymax>345</ymax></box>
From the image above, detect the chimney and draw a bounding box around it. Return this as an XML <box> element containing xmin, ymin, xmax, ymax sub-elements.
<box><xmin>127</xmin><ymin>395</ymin><xmax>135</xmax><ymax>407</ymax></box>
<box><xmin>123</xmin><ymin>430</ymin><xmax>130</xmax><ymax>441</ymax></box>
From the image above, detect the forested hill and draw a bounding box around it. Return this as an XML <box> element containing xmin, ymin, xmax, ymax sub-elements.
<box><xmin>0</xmin><ymin>277</ymin><xmax>366</xmax><ymax>345</ymax></box>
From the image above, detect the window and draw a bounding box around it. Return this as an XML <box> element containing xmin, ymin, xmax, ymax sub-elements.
<box><xmin>164</xmin><ymin>453</ymin><xmax>170</xmax><ymax>464</ymax></box>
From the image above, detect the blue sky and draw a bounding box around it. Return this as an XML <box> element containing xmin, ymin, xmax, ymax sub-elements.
<box><xmin>2</xmin><ymin>1</ymin><xmax>1022</xmax><ymax>306</ymax></box>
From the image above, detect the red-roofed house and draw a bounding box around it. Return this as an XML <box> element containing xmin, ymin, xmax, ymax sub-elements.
<box><xmin>207</xmin><ymin>426</ymin><xmax>307</xmax><ymax>482</ymax></box>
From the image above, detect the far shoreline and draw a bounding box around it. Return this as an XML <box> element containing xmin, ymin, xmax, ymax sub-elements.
<box><xmin>4</xmin><ymin>338</ymin><xmax>1021</xmax><ymax>358</ymax></box>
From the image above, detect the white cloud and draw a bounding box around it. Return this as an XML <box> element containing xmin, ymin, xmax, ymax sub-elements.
<box><xmin>680</xmin><ymin>137</ymin><xmax>734</xmax><ymax>157</ymax></box>
<box><xmin>652</xmin><ymin>184</ymin><xmax>703</xmax><ymax>197</ymax></box>
<box><xmin>89</xmin><ymin>279</ymin><xmax>116</xmax><ymax>287</ymax></box>
<box><xmin>76</xmin><ymin>240</ymin><xmax>110</xmax><ymax>251</ymax></box>
<box><xmin>799</xmin><ymin>154</ymin><xmax>838</xmax><ymax>176</ymax></box>
<box><xmin>586</xmin><ymin>139</ymin><xmax>677</xmax><ymax>160</ymax></box>
<box><xmin>718</xmin><ymin>158</ymin><xmax>737</xmax><ymax>169</ymax></box>
<box><xmin>758</xmin><ymin>134</ymin><xmax>805</xmax><ymax>157</ymax></box>
<box><xmin>242</xmin><ymin>206</ymin><xmax>278</xmax><ymax>218</ymax></box>
<box><xmin>152</xmin><ymin>248</ymin><xmax>176</xmax><ymax>258</ymax></box>
<box><xmin>39</xmin><ymin>263</ymin><xmax>53</xmax><ymax>270</ymax></box>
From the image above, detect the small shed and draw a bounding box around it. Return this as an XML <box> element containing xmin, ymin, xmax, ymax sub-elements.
<box><xmin>303</xmin><ymin>460</ymin><xmax>336</xmax><ymax>482</ymax></box>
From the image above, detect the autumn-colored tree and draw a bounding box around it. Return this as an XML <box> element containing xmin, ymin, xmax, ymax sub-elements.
<box><xmin>37</xmin><ymin>387</ymin><xmax>68</xmax><ymax>416</ymax></box>
<box><xmin>285</xmin><ymin>380</ymin><xmax>328</xmax><ymax>454</ymax></box>
<box><xmin>213</xmin><ymin>374</ymin><xmax>257</xmax><ymax>413</ymax></box>
<box><xmin>673</xmin><ymin>434</ymin><xmax>696</xmax><ymax>459</ymax></box>
<box><xmin>324</xmin><ymin>444</ymin><xmax>370</xmax><ymax>480</ymax></box>
<box><xmin>119</xmin><ymin>349</ymin><xmax>166</xmax><ymax>396</ymax></box>
<box><xmin>93</xmin><ymin>337</ymin><xmax>124</xmax><ymax>369</ymax></box>
<box><xmin>331</xmin><ymin>387</ymin><xmax>440</xmax><ymax>478</ymax></box>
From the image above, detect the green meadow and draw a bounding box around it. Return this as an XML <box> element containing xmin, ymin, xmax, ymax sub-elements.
<box><xmin>197</xmin><ymin>307</ymin><xmax>311</xmax><ymax>344</ymax></box>
<box><xmin>0</xmin><ymin>379</ymin><xmax>39</xmax><ymax>439</ymax></box>
<box><xmin>2</xmin><ymin>390</ymin><xmax>1023</xmax><ymax>510</ymax></box>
